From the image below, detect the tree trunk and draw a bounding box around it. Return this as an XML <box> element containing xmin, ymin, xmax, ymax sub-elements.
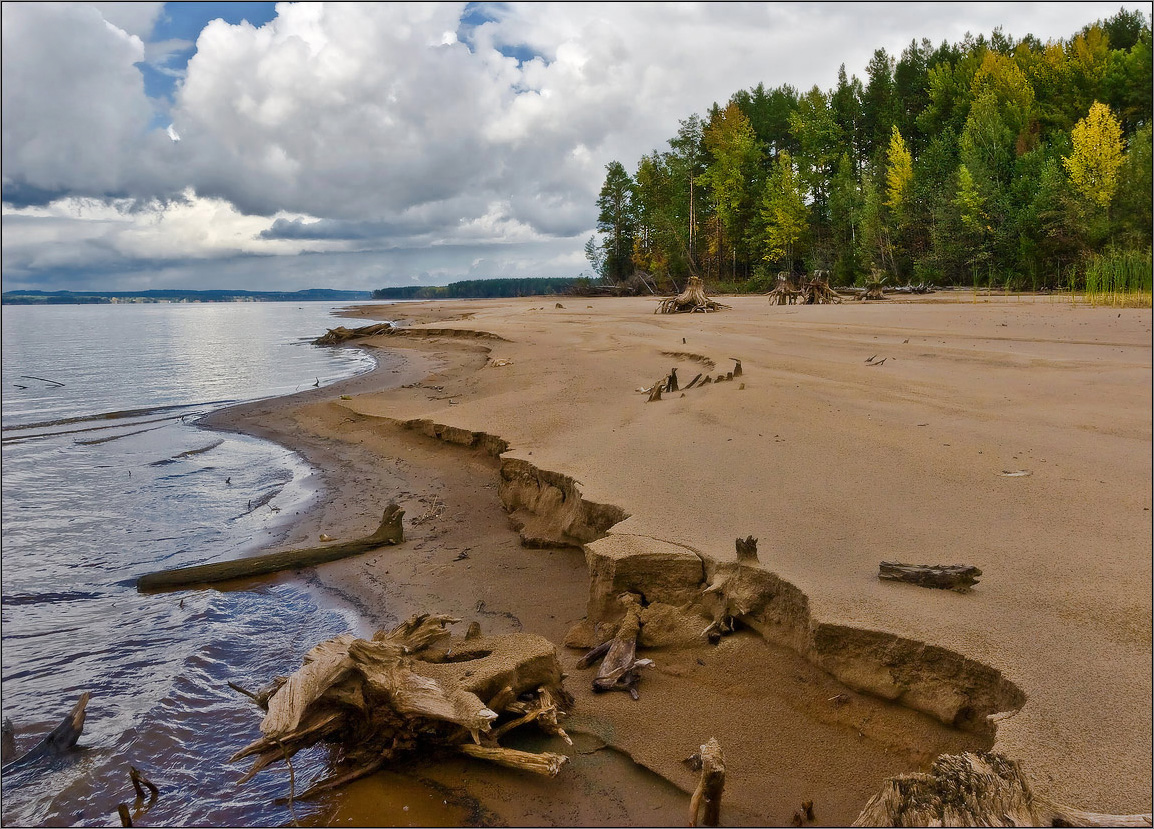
<box><xmin>137</xmin><ymin>504</ymin><xmax>403</xmax><ymax>591</ymax></box>
<box><xmin>689</xmin><ymin>738</ymin><xmax>726</xmax><ymax>827</ymax></box>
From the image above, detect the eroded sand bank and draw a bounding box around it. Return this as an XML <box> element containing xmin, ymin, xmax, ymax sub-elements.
<box><xmin>207</xmin><ymin>294</ymin><xmax>1151</xmax><ymax>825</ymax></box>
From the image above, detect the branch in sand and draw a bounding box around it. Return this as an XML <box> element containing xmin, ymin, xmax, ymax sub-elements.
<box><xmin>852</xmin><ymin>751</ymin><xmax>1153</xmax><ymax>827</ymax></box>
<box><xmin>656</xmin><ymin>276</ymin><xmax>730</xmax><ymax>314</ymax></box>
<box><xmin>136</xmin><ymin>504</ymin><xmax>404</xmax><ymax>591</ymax></box>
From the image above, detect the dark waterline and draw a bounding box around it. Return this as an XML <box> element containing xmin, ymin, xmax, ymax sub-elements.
<box><xmin>1</xmin><ymin>302</ymin><xmax>391</xmax><ymax>826</ymax></box>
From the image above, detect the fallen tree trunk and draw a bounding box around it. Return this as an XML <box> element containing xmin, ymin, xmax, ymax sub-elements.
<box><xmin>878</xmin><ymin>561</ymin><xmax>981</xmax><ymax>592</ymax></box>
<box><xmin>853</xmin><ymin>751</ymin><xmax>1153</xmax><ymax>827</ymax></box>
<box><xmin>0</xmin><ymin>692</ymin><xmax>89</xmax><ymax>772</ymax></box>
<box><xmin>231</xmin><ymin>614</ymin><xmax>573</xmax><ymax>799</ymax></box>
<box><xmin>137</xmin><ymin>504</ymin><xmax>403</xmax><ymax>591</ymax></box>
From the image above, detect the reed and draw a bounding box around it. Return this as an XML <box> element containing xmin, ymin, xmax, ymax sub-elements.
<box><xmin>1082</xmin><ymin>249</ymin><xmax>1153</xmax><ymax>308</ymax></box>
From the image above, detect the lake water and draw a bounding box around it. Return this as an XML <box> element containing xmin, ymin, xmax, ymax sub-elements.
<box><xmin>1</xmin><ymin>301</ymin><xmax>390</xmax><ymax>826</ymax></box>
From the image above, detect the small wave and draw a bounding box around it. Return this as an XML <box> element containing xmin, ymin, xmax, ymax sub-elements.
<box><xmin>148</xmin><ymin>439</ymin><xmax>224</xmax><ymax>465</ymax></box>
<box><xmin>2</xmin><ymin>591</ymin><xmax>101</xmax><ymax>607</ymax></box>
<box><xmin>74</xmin><ymin>425</ymin><xmax>167</xmax><ymax>446</ymax></box>
<box><xmin>1</xmin><ymin>400</ymin><xmax>236</xmax><ymax>433</ymax></box>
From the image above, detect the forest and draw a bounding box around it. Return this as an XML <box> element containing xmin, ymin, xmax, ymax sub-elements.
<box><xmin>586</xmin><ymin>9</ymin><xmax>1153</xmax><ymax>294</ymax></box>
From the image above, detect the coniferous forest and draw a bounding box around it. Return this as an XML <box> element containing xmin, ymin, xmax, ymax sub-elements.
<box><xmin>586</xmin><ymin>10</ymin><xmax>1153</xmax><ymax>295</ymax></box>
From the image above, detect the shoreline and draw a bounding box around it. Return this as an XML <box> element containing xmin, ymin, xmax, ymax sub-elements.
<box><xmin>203</xmin><ymin>295</ymin><xmax>1151</xmax><ymax>825</ymax></box>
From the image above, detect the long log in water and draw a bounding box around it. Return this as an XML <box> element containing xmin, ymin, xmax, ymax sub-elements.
<box><xmin>136</xmin><ymin>504</ymin><xmax>403</xmax><ymax>591</ymax></box>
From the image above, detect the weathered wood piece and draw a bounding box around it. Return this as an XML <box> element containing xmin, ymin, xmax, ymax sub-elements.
<box><xmin>853</xmin><ymin>751</ymin><xmax>1153</xmax><ymax>827</ymax></box>
<box><xmin>137</xmin><ymin>504</ymin><xmax>403</xmax><ymax>591</ymax></box>
<box><xmin>231</xmin><ymin>614</ymin><xmax>571</xmax><ymax>799</ymax></box>
<box><xmin>585</xmin><ymin>594</ymin><xmax>653</xmax><ymax>699</ymax></box>
<box><xmin>457</xmin><ymin>744</ymin><xmax>568</xmax><ymax>777</ymax></box>
<box><xmin>688</xmin><ymin>737</ymin><xmax>726</xmax><ymax>827</ymax></box>
<box><xmin>313</xmin><ymin>322</ymin><xmax>392</xmax><ymax>345</ymax></box>
<box><xmin>735</xmin><ymin>536</ymin><xmax>758</xmax><ymax>564</ymax></box>
<box><xmin>666</xmin><ymin>368</ymin><xmax>679</xmax><ymax>393</ymax></box>
<box><xmin>647</xmin><ymin>380</ymin><xmax>664</xmax><ymax>402</ymax></box>
<box><xmin>879</xmin><ymin>561</ymin><xmax>982</xmax><ymax>592</ymax></box>
<box><xmin>0</xmin><ymin>692</ymin><xmax>89</xmax><ymax>772</ymax></box>
<box><xmin>656</xmin><ymin>276</ymin><xmax>731</xmax><ymax>314</ymax></box>
<box><xmin>683</xmin><ymin>373</ymin><xmax>704</xmax><ymax>390</ymax></box>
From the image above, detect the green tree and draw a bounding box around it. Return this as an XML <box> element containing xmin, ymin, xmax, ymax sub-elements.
<box><xmin>861</xmin><ymin>48</ymin><xmax>897</xmax><ymax>161</ymax></box>
<box><xmin>702</xmin><ymin>102</ymin><xmax>763</xmax><ymax>278</ymax></box>
<box><xmin>1063</xmin><ymin>101</ymin><xmax>1124</xmax><ymax>209</ymax></box>
<box><xmin>596</xmin><ymin>161</ymin><xmax>637</xmax><ymax>282</ymax></box>
<box><xmin>1112</xmin><ymin>122</ymin><xmax>1153</xmax><ymax>247</ymax></box>
<box><xmin>759</xmin><ymin>150</ymin><xmax>808</xmax><ymax>268</ymax></box>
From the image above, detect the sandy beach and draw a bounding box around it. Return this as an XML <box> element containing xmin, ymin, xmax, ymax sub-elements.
<box><xmin>205</xmin><ymin>293</ymin><xmax>1152</xmax><ymax>826</ymax></box>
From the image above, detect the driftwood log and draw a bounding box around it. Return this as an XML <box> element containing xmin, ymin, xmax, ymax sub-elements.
<box><xmin>688</xmin><ymin>737</ymin><xmax>726</xmax><ymax>827</ymax></box>
<box><xmin>656</xmin><ymin>276</ymin><xmax>730</xmax><ymax>314</ymax></box>
<box><xmin>0</xmin><ymin>692</ymin><xmax>89</xmax><ymax>772</ymax></box>
<box><xmin>853</xmin><ymin>751</ymin><xmax>1153</xmax><ymax>827</ymax></box>
<box><xmin>702</xmin><ymin>537</ymin><xmax>765</xmax><ymax>643</ymax></box>
<box><xmin>231</xmin><ymin>614</ymin><xmax>573</xmax><ymax>799</ymax></box>
<box><xmin>137</xmin><ymin>504</ymin><xmax>403</xmax><ymax>591</ymax></box>
<box><xmin>579</xmin><ymin>594</ymin><xmax>653</xmax><ymax>699</ymax></box>
<box><xmin>313</xmin><ymin>322</ymin><xmax>392</xmax><ymax>345</ymax></box>
<box><xmin>879</xmin><ymin>561</ymin><xmax>981</xmax><ymax>592</ymax></box>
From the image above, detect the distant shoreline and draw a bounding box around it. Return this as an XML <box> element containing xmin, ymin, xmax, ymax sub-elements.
<box><xmin>1</xmin><ymin>288</ymin><xmax>373</xmax><ymax>305</ymax></box>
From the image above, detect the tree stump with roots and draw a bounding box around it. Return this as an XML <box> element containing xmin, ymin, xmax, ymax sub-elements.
<box><xmin>657</xmin><ymin>276</ymin><xmax>730</xmax><ymax>313</ymax></box>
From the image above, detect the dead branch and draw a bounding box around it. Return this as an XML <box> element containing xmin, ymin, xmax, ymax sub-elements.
<box><xmin>137</xmin><ymin>504</ymin><xmax>403</xmax><ymax>590</ymax></box>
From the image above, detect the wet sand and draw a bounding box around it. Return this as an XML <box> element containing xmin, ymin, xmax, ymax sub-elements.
<box><xmin>206</xmin><ymin>293</ymin><xmax>1152</xmax><ymax>825</ymax></box>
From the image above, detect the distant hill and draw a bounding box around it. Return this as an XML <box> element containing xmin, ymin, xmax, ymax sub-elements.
<box><xmin>1</xmin><ymin>288</ymin><xmax>373</xmax><ymax>305</ymax></box>
<box><xmin>373</xmin><ymin>277</ymin><xmax>586</xmax><ymax>300</ymax></box>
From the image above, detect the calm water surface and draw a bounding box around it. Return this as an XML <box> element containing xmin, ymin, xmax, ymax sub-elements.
<box><xmin>1</xmin><ymin>302</ymin><xmax>392</xmax><ymax>826</ymax></box>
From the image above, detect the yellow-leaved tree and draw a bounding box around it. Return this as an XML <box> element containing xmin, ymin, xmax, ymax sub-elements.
<box><xmin>885</xmin><ymin>126</ymin><xmax>914</xmax><ymax>212</ymax></box>
<box><xmin>1063</xmin><ymin>101</ymin><xmax>1124</xmax><ymax>210</ymax></box>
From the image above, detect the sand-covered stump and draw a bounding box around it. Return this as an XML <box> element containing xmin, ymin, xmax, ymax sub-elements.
<box><xmin>657</xmin><ymin>276</ymin><xmax>730</xmax><ymax>314</ymax></box>
<box><xmin>230</xmin><ymin>614</ymin><xmax>573</xmax><ymax>799</ymax></box>
<box><xmin>799</xmin><ymin>272</ymin><xmax>843</xmax><ymax>304</ymax></box>
<box><xmin>853</xmin><ymin>751</ymin><xmax>1153</xmax><ymax>827</ymax></box>
<box><xmin>767</xmin><ymin>273</ymin><xmax>802</xmax><ymax>306</ymax></box>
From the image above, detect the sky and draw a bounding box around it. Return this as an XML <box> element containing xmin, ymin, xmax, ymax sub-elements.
<box><xmin>1</xmin><ymin>2</ymin><xmax>1147</xmax><ymax>293</ymax></box>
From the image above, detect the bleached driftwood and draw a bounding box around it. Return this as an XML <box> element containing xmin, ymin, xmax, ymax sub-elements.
<box><xmin>853</xmin><ymin>751</ymin><xmax>1153</xmax><ymax>827</ymax></box>
<box><xmin>767</xmin><ymin>273</ymin><xmax>802</xmax><ymax>305</ymax></box>
<box><xmin>231</xmin><ymin>614</ymin><xmax>572</xmax><ymax>799</ymax></box>
<box><xmin>137</xmin><ymin>504</ymin><xmax>403</xmax><ymax>590</ymax></box>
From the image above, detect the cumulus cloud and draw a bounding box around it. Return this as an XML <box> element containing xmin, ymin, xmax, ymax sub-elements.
<box><xmin>2</xmin><ymin>1</ymin><xmax>1146</xmax><ymax>291</ymax></box>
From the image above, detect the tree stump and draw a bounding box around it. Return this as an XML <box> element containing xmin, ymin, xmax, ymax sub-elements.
<box><xmin>689</xmin><ymin>738</ymin><xmax>726</xmax><ymax>827</ymax></box>
<box><xmin>853</xmin><ymin>751</ymin><xmax>1153</xmax><ymax>827</ymax></box>
<box><xmin>656</xmin><ymin>276</ymin><xmax>730</xmax><ymax>313</ymax></box>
